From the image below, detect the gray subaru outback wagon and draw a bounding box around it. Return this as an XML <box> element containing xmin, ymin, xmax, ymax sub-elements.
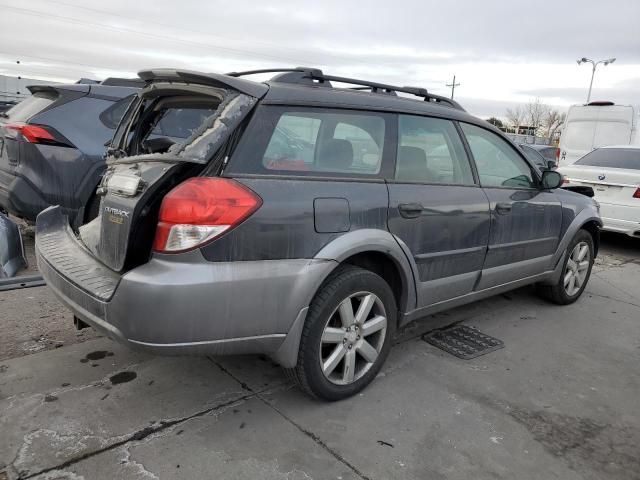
<box><xmin>36</xmin><ymin>68</ymin><xmax>601</xmax><ymax>400</ymax></box>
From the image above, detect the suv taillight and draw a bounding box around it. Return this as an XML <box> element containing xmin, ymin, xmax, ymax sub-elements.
<box><xmin>555</xmin><ymin>147</ymin><xmax>560</xmax><ymax>164</ymax></box>
<box><xmin>4</xmin><ymin>122</ymin><xmax>55</xmax><ymax>144</ymax></box>
<box><xmin>633</xmin><ymin>187</ymin><xmax>640</xmax><ymax>199</ymax></box>
<box><xmin>152</xmin><ymin>177</ymin><xmax>262</xmax><ymax>253</ymax></box>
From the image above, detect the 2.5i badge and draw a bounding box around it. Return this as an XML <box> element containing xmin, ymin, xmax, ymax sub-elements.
<box><xmin>104</xmin><ymin>206</ymin><xmax>130</xmax><ymax>225</ymax></box>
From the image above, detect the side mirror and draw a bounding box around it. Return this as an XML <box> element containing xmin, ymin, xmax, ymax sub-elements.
<box><xmin>541</xmin><ymin>170</ymin><xmax>562</xmax><ymax>189</ymax></box>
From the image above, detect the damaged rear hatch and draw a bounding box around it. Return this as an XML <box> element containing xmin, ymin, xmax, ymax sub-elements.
<box><xmin>73</xmin><ymin>69</ymin><xmax>267</xmax><ymax>274</ymax></box>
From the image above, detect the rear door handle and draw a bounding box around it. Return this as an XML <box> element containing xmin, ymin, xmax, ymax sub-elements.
<box><xmin>398</xmin><ymin>203</ymin><xmax>424</xmax><ymax>218</ymax></box>
<box><xmin>495</xmin><ymin>202</ymin><xmax>512</xmax><ymax>214</ymax></box>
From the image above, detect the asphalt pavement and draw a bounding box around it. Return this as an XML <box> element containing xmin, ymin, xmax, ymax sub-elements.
<box><xmin>1</xmin><ymin>233</ymin><xmax>639</xmax><ymax>480</ymax></box>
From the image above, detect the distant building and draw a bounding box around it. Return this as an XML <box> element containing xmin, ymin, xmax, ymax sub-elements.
<box><xmin>501</xmin><ymin>125</ymin><xmax>538</xmax><ymax>136</ymax></box>
<box><xmin>0</xmin><ymin>74</ymin><xmax>58</xmax><ymax>103</ymax></box>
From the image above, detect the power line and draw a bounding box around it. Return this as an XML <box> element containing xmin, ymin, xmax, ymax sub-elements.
<box><xmin>0</xmin><ymin>50</ymin><xmax>131</xmax><ymax>74</ymax></box>
<box><xmin>0</xmin><ymin>3</ymin><xmax>315</xmax><ymax>66</ymax></box>
<box><xmin>38</xmin><ymin>0</ymin><xmax>345</xmax><ymax>65</ymax></box>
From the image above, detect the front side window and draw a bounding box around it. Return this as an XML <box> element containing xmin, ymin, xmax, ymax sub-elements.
<box><xmin>462</xmin><ymin>123</ymin><xmax>536</xmax><ymax>189</ymax></box>
<box><xmin>229</xmin><ymin>106</ymin><xmax>388</xmax><ymax>177</ymax></box>
<box><xmin>395</xmin><ymin>115</ymin><xmax>474</xmax><ymax>185</ymax></box>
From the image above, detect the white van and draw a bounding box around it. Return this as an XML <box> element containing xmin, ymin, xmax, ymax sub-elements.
<box><xmin>558</xmin><ymin>102</ymin><xmax>638</xmax><ymax>166</ymax></box>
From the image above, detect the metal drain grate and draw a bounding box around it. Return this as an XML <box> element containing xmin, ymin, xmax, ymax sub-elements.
<box><xmin>423</xmin><ymin>325</ymin><xmax>504</xmax><ymax>359</ymax></box>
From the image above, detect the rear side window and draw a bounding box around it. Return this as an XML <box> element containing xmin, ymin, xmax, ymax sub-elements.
<box><xmin>395</xmin><ymin>115</ymin><xmax>474</xmax><ymax>185</ymax></box>
<box><xmin>576</xmin><ymin>148</ymin><xmax>640</xmax><ymax>170</ymax></box>
<box><xmin>4</xmin><ymin>91</ymin><xmax>58</xmax><ymax>121</ymax></box>
<box><xmin>229</xmin><ymin>106</ymin><xmax>388</xmax><ymax>177</ymax></box>
<box><xmin>99</xmin><ymin>95</ymin><xmax>135</xmax><ymax>129</ymax></box>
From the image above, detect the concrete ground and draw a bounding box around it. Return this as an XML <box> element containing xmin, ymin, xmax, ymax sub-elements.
<box><xmin>1</xmin><ymin>233</ymin><xmax>639</xmax><ymax>480</ymax></box>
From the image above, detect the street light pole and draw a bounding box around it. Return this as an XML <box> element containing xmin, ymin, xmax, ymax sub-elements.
<box><xmin>577</xmin><ymin>57</ymin><xmax>616</xmax><ymax>103</ymax></box>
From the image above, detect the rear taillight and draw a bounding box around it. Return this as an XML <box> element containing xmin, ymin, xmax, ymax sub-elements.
<box><xmin>152</xmin><ymin>177</ymin><xmax>262</xmax><ymax>253</ymax></box>
<box><xmin>562</xmin><ymin>176</ymin><xmax>570</xmax><ymax>185</ymax></box>
<box><xmin>4</xmin><ymin>122</ymin><xmax>55</xmax><ymax>144</ymax></box>
<box><xmin>555</xmin><ymin>147</ymin><xmax>560</xmax><ymax>164</ymax></box>
<box><xmin>633</xmin><ymin>187</ymin><xmax>640</xmax><ymax>199</ymax></box>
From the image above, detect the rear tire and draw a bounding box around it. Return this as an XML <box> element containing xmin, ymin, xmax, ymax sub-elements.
<box><xmin>287</xmin><ymin>266</ymin><xmax>396</xmax><ymax>401</ymax></box>
<box><xmin>537</xmin><ymin>229</ymin><xmax>594</xmax><ymax>305</ymax></box>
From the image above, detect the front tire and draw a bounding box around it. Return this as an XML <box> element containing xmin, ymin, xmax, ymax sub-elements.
<box><xmin>537</xmin><ymin>229</ymin><xmax>594</xmax><ymax>305</ymax></box>
<box><xmin>287</xmin><ymin>266</ymin><xmax>397</xmax><ymax>401</ymax></box>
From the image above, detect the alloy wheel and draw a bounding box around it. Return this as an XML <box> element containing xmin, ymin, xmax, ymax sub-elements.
<box><xmin>564</xmin><ymin>241</ymin><xmax>591</xmax><ymax>296</ymax></box>
<box><xmin>319</xmin><ymin>291</ymin><xmax>387</xmax><ymax>385</ymax></box>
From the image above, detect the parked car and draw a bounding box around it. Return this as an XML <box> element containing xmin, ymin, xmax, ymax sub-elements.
<box><xmin>0</xmin><ymin>100</ymin><xmax>17</xmax><ymax>114</ymax></box>
<box><xmin>36</xmin><ymin>68</ymin><xmax>602</xmax><ymax>400</ymax></box>
<box><xmin>558</xmin><ymin>102</ymin><xmax>639</xmax><ymax>167</ymax></box>
<box><xmin>0</xmin><ymin>78</ymin><xmax>141</xmax><ymax>227</ymax></box>
<box><xmin>519</xmin><ymin>144</ymin><xmax>556</xmax><ymax>171</ymax></box>
<box><xmin>524</xmin><ymin>144</ymin><xmax>559</xmax><ymax>166</ymax></box>
<box><xmin>558</xmin><ymin>145</ymin><xmax>640</xmax><ymax>237</ymax></box>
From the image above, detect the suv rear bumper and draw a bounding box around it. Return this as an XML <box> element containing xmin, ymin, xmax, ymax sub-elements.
<box><xmin>36</xmin><ymin>206</ymin><xmax>335</xmax><ymax>358</ymax></box>
<box><xmin>0</xmin><ymin>169</ymin><xmax>49</xmax><ymax>221</ymax></box>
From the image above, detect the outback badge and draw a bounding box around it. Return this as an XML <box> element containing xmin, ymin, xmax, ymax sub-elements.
<box><xmin>104</xmin><ymin>206</ymin><xmax>130</xmax><ymax>225</ymax></box>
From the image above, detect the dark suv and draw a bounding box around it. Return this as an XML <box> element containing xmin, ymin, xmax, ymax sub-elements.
<box><xmin>36</xmin><ymin>68</ymin><xmax>601</xmax><ymax>400</ymax></box>
<box><xmin>0</xmin><ymin>79</ymin><xmax>140</xmax><ymax>226</ymax></box>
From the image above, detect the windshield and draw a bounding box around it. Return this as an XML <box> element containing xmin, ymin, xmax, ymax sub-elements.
<box><xmin>576</xmin><ymin>148</ymin><xmax>640</xmax><ymax>170</ymax></box>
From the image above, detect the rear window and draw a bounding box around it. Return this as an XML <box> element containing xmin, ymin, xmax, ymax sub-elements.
<box><xmin>576</xmin><ymin>148</ymin><xmax>640</xmax><ymax>170</ymax></box>
<box><xmin>149</xmin><ymin>107</ymin><xmax>216</xmax><ymax>139</ymax></box>
<box><xmin>4</xmin><ymin>91</ymin><xmax>58</xmax><ymax>121</ymax></box>
<box><xmin>521</xmin><ymin>145</ymin><xmax>547</xmax><ymax>168</ymax></box>
<box><xmin>229</xmin><ymin>106</ymin><xmax>388</xmax><ymax>177</ymax></box>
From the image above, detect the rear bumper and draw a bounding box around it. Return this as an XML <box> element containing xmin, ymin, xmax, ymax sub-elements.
<box><xmin>599</xmin><ymin>203</ymin><xmax>640</xmax><ymax>237</ymax></box>
<box><xmin>36</xmin><ymin>206</ymin><xmax>334</xmax><ymax>358</ymax></box>
<box><xmin>0</xmin><ymin>169</ymin><xmax>48</xmax><ymax>221</ymax></box>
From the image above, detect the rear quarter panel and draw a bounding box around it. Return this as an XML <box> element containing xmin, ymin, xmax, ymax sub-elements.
<box><xmin>200</xmin><ymin>177</ymin><xmax>390</xmax><ymax>261</ymax></box>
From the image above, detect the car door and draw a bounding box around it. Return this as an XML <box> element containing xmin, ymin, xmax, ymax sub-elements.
<box><xmin>460</xmin><ymin>123</ymin><xmax>563</xmax><ymax>290</ymax></box>
<box><xmin>387</xmin><ymin>115</ymin><xmax>491</xmax><ymax>308</ymax></box>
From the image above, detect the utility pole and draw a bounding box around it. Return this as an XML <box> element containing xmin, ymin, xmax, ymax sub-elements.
<box><xmin>446</xmin><ymin>75</ymin><xmax>460</xmax><ymax>100</ymax></box>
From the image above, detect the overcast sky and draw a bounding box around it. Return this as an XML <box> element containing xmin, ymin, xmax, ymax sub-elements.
<box><xmin>1</xmin><ymin>0</ymin><xmax>639</xmax><ymax>118</ymax></box>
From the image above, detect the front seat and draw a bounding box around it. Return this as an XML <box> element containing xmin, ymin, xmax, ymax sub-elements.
<box><xmin>396</xmin><ymin>146</ymin><xmax>435</xmax><ymax>182</ymax></box>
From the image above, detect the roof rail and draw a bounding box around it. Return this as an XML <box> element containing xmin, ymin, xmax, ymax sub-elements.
<box><xmin>228</xmin><ymin>67</ymin><xmax>464</xmax><ymax>111</ymax></box>
<box><xmin>313</xmin><ymin>73</ymin><xmax>464</xmax><ymax>110</ymax></box>
<box><xmin>101</xmin><ymin>77</ymin><xmax>145</xmax><ymax>88</ymax></box>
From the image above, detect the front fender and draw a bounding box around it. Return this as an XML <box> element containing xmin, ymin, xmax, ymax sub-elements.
<box><xmin>540</xmin><ymin>205</ymin><xmax>602</xmax><ymax>286</ymax></box>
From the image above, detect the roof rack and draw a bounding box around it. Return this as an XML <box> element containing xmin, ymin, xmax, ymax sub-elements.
<box><xmin>225</xmin><ymin>67</ymin><xmax>464</xmax><ymax>111</ymax></box>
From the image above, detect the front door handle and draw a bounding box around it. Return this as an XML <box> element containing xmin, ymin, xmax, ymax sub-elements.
<box><xmin>398</xmin><ymin>203</ymin><xmax>424</xmax><ymax>218</ymax></box>
<box><xmin>495</xmin><ymin>202</ymin><xmax>512</xmax><ymax>214</ymax></box>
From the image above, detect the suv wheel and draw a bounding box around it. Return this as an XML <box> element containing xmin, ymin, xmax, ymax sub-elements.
<box><xmin>288</xmin><ymin>266</ymin><xmax>396</xmax><ymax>401</ymax></box>
<box><xmin>537</xmin><ymin>229</ymin><xmax>594</xmax><ymax>305</ymax></box>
